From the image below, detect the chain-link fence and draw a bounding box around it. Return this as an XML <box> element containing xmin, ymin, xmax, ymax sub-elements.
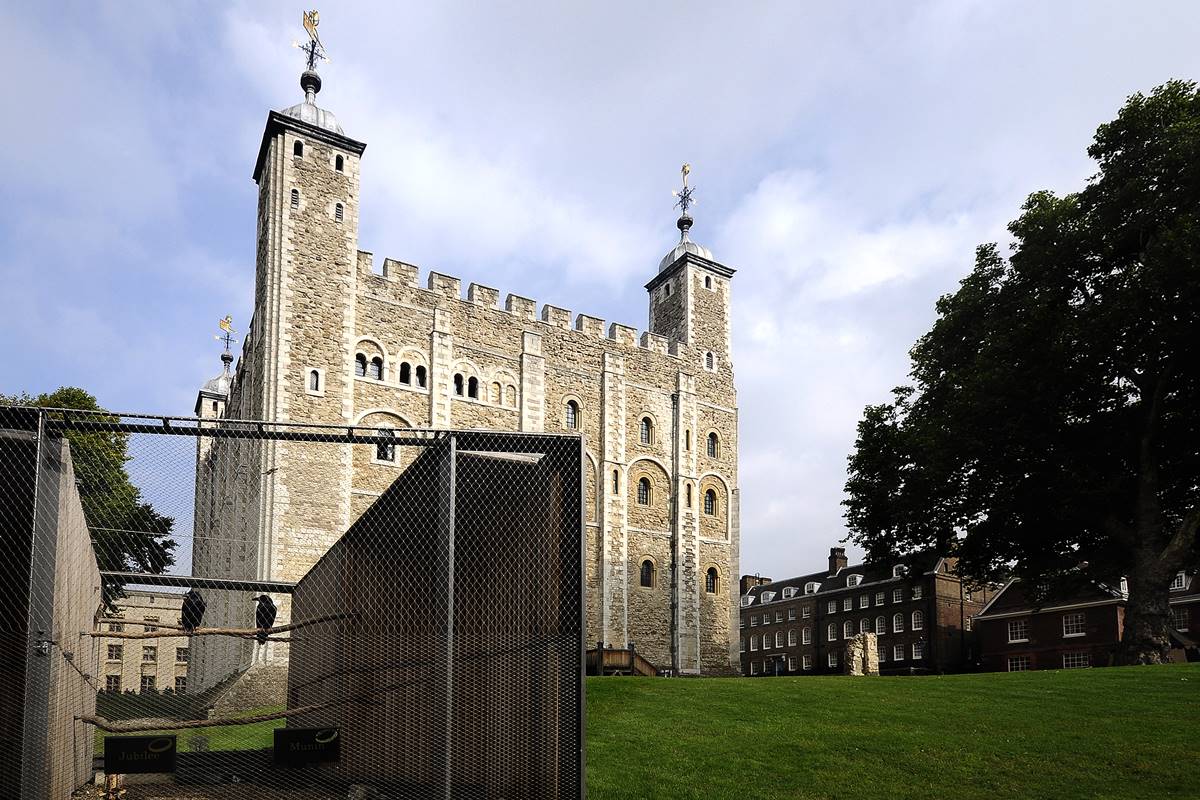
<box><xmin>0</xmin><ymin>407</ymin><xmax>585</xmax><ymax>799</ymax></box>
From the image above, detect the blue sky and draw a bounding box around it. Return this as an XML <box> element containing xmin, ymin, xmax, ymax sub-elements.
<box><xmin>3</xmin><ymin>1</ymin><xmax>1198</xmax><ymax>580</ymax></box>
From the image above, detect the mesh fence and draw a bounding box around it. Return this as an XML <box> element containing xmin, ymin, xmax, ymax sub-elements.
<box><xmin>0</xmin><ymin>407</ymin><xmax>585</xmax><ymax>800</ymax></box>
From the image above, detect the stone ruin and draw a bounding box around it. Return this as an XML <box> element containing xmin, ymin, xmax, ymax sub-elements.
<box><xmin>844</xmin><ymin>632</ymin><xmax>880</xmax><ymax>676</ymax></box>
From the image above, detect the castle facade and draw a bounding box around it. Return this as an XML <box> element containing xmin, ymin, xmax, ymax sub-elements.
<box><xmin>190</xmin><ymin>65</ymin><xmax>740</xmax><ymax>687</ymax></box>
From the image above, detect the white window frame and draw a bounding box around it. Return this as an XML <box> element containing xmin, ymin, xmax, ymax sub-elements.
<box><xmin>1007</xmin><ymin>619</ymin><xmax>1030</xmax><ymax>644</ymax></box>
<box><xmin>1062</xmin><ymin>612</ymin><xmax>1086</xmax><ymax>638</ymax></box>
<box><xmin>859</xmin><ymin>618</ymin><xmax>870</xmax><ymax>634</ymax></box>
<box><xmin>787</xmin><ymin>608</ymin><xmax>796</xmax><ymax>621</ymax></box>
<box><xmin>762</xmin><ymin>613</ymin><xmax>769</xmax><ymax>625</ymax></box>
<box><xmin>912</xmin><ymin>585</ymin><xmax>923</xmax><ymax>600</ymax></box>
<box><xmin>1170</xmin><ymin>605</ymin><xmax>1189</xmax><ymax>632</ymax></box>
<box><xmin>847</xmin><ymin>574</ymin><xmax>862</xmax><ymax>587</ymax></box>
<box><xmin>740</xmin><ymin>595</ymin><xmax>755</xmax><ymax>608</ymax></box>
<box><xmin>788</xmin><ymin>630</ymin><xmax>797</xmax><ymax>646</ymax></box>
<box><xmin>827</xmin><ymin>623</ymin><xmax>837</xmax><ymax>642</ymax></box>
<box><xmin>892</xmin><ymin>613</ymin><xmax>904</xmax><ymax>633</ymax></box>
<box><xmin>875</xmin><ymin>592</ymin><xmax>885</xmax><ymax>606</ymax></box>
<box><xmin>828</xmin><ymin>652</ymin><xmax>838</xmax><ymax>669</ymax></box>
<box><xmin>875</xmin><ymin>616</ymin><xmax>886</xmax><ymax>635</ymax></box>
<box><xmin>802</xmin><ymin>627</ymin><xmax>812</xmax><ymax>645</ymax></box>
<box><xmin>892</xmin><ymin>588</ymin><xmax>903</xmax><ymax>603</ymax></box>
<box><xmin>911</xmin><ymin>610</ymin><xmax>924</xmax><ymax>631</ymax></box>
<box><xmin>892</xmin><ymin>565</ymin><xmax>906</xmax><ymax>578</ymax></box>
<box><xmin>787</xmin><ymin>656</ymin><xmax>796</xmax><ymax>672</ymax></box>
<box><xmin>893</xmin><ymin>644</ymin><xmax>904</xmax><ymax>661</ymax></box>
<box><xmin>912</xmin><ymin>642</ymin><xmax>924</xmax><ymax>660</ymax></box>
<box><xmin>1062</xmin><ymin>651</ymin><xmax>1091</xmax><ymax>669</ymax></box>
<box><xmin>750</xmin><ymin>616</ymin><xmax>758</xmax><ymax>628</ymax></box>
<box><xmin>750</xmin><ymin>661</ymin><xmax>759</xmax><ymax>675</ymax></box>
<box><xmin>1170</xmin><ymin>572</ymin><xmax>1186</xmax><ymax>591</ymax></box>
<box><xmin>877</xmin><ymin>642</ymin><xmax>887</xmax><ymax>663</ymax></box>
<box><xmin>782</xmin><ymin>587</ymin><xmax>797</xmax><ymax>599</ymax></box>
<box><xmin>827</xmin><ymin>601</ymin><xmax>837</xmax><ymax>614</ymax></box>
<box><xmin>805</xmin><ymin>582</ymin><xmax>819</xmax><ymax>594</ymax></box>
<box><xmin>750</xmin><ymin>636</ymin><xmax>758</xmax><ymax>651</ymax></box>
<box><xmin>843</xmin><ymin>597</ymin><xmax>853</xmax><ymax>612</ymax></box>
<box><xmin>802</xmin><ymin>654</ymin><xmax>813</xmax><ymax>671</ymax></box>
<box><xmin>740</xmin><ymin>638</ymin><xmax>745</xmax><ymax>653</ymax></box>
<box><xmin>859</xmin><ymin>595</ymin><xmax>869</xmax><ymax>609</ymax></box>
<box><xmin>775</xmin><ymin>611</ymin><xmax>783</xmax><ymax>623</ymax></box>
<box><xmin>843</xmin><ymin>621</ymin><xmax>854</xmax><ymax>638</ymax></box>
<box><xmin>762</xmin><ymin>591</ymin><xmax>776</xmax><ymax>603</ymax></box>
<box><xmin>1007</xmin><ymin>655</ymin><xmax>1031</xmax><ymax>672</ymax></box>
<box><xmin>775</xmin><ymin>631</ymin><xmax>783</xmax><ymax>648</ymax></box>
<box><xmin>762</xmin><ymin>633</ymin><xmax>770</xmax><ymax>650</ymax></box>
<box><xmin>802</xmin><ymin>605</ymin><xmax>811</xmax><ymax>619</ymax></box>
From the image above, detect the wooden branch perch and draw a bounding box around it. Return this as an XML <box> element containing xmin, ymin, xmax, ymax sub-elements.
<box><xmin>85</xmin><ymin>612</ymin><xmax>356</xmax><ymax>641</ymax></box>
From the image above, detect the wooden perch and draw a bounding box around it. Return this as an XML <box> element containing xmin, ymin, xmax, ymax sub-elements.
<box><xmin>85</xmin><ymin>612</ymin><xmax>356</xmax><ymax>641</ymax></box>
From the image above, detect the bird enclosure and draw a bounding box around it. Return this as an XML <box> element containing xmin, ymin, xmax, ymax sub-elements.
<box><xmin>0</xmin><ymin>407</ymin><xmax>584</xmax><ymax>799</ymax></box>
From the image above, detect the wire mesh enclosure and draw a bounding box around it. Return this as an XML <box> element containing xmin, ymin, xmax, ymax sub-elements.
<box><xmin>0</xmin><ymin>407</ymin><xmax>584</xmax><ymax>799</ymax></box>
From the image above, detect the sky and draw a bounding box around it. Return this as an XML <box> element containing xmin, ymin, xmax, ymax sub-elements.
<box><xmin>2</xmin><ymin>1</ymin><xmax>1199</xmax><ymax>580</ymax></box>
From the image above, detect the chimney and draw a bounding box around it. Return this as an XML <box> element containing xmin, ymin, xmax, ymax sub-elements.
<box><xmin>828</xmin><ymin>547</ymin><xmax>848</xmax><ymax>575</ymax></box>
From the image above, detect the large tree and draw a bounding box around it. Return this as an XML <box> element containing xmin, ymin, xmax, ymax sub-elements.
<box><xmin>2</xmin><ymin>388</ymin><xmax>175</xmax><ymax>600</ymax></box>
<box><xmin>843</xmin><ymin>80</ymin><xmax>1200</xmax><ymax>664</ymax></box>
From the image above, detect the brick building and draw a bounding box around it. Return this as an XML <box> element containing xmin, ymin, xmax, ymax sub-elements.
<box><xmin>974</xmin><ymin>571</ymin><xmax>1199</xmax><ymax>672</ymax></box>
<box><xmin>98</xmin><ymin>590</ymin><xmax>190</xmax><ymax>695</ymax></box>
<box><xmin>738</xmin><ymin>547</ymin><xmax>997</xmax><ymax>676</ymax></box>
<box><xmin>190</xmin><ymin>50</ymin><xmax>740</xmax><ymax>690</ymax></box>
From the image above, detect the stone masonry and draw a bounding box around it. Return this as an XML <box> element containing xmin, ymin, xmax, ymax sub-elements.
<box><xmin>189</xmin><ymin>66</ymin><xmax>741</xmax><ymax>690</ymax></box>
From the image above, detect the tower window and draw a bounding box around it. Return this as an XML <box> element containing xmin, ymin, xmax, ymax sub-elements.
<box><xmin>612</xmin><ymin>470</ymin><xmax>619</xmax><ymax>493</ymax></box>
<box><xmin>704</xmin><ymin>489</ymin><xmax>716</xmax><ymax>516</ymax></box>
<box><xmin>707</xmin><ymin>432</ymin><xmax>719</xmax><ymax>458</ymax></box>
<box><xmin>490</xmin><ymin>382</ymin><xmax>502</xmax><ymax>403</ymax></box>
<box><xmin>308</xmin><ymin>370</ymin><xmax>320</xmax><ymax>391</ymax></box>
<box><xmin>706</xmin><ymin>567</ymin><xmax>718</xmax><ymax>594</ymax></box>
<box><xmin>399</xmin><ymin>362</ymin><xmax>411</xmax><ymax>385</ymax></box>
<box><xmin>685</xmin><ymin>429</ymin><xmax>691</xmax><ymax>451</ymax></box>
<box><xmin>415</xmin><ymin>365</ymin><xmax>427</xmax><ymax>388</ymax></box>
<box><xmin>355</xmin><ymin>353</ymin><xmax>367</xmax><ymax>377</ymax></box>
<box><xmin>290</xmin><ymin>188</ymin><xmax>300</xmax><ymax>209</ymax></box>
<box><xmin>505</xmin><ymin>385</ymin><xmax>516</xmax><ymax>407</ymax></box>
<box><xmin>368</xmin><ymin>357</ymin><xmax>383</xmax><ymax>381</ymax></box>
<box><xmin>705</xmin><ymin>275</ymin><xmax>712</xmax><ymax>289</ymax></box>
<box><xmin>335</xmin><ymin>154</ymin><xmax>344</xmax><ymax>172</ymax></box>
<box><xmin>665</xmin><ymin>281</ymin><xmax>672</xmax><ymax>297</ymax></box>
<box><xmin>639</xmin><ymin>417</ymin><xmax>653</xmax><ymax>445</ymax></box>
<box><xmin>565</xmin><ymin>400</ymin><xmax>579</xmax><ymax>429</ymax></box>
<box><xmin>293</xmin><ymin>140</ymin><xmax>303</xmax><ymax>158</ymax></box>
<box><xmin>686</xmin><ymin>483</ymin><xmax>692</xmax><ymax>507</ymax></box>
<box><xmin>454</xmin><ymin>373</ymin><xmax>464</xmax><ymax>396</ymax></box>
<box><xmin>335</xmin><ymin>202</ymin><xmax>344</xmax><ymax>223</ymax></box>
<box><xmin>375</xmin><ymin>429</ymin><xmax>395</xmax><ymax>463</ymax></box>
<box><xmin>211</xmin><ymin>401</ymin><xmax>217</xmax><ymax>414</ymax></box>
<box><xmin>637</xmin><ymin>477</ymin><xmax>651</xmax><ymax>506</ymax></box>
<box><xmin>705</xmin><ymin>352</ymin><xmax>715</xmax><ymax>371</ymax></box>
<box><xmin>640</xmin><ymin>559</ymin><xmax>655</xmax><ymax>588</ymax></box>
<box><xmin>467</xmin><ymin>376</ymin><xmax>479</xmax><ymax>399</ymax></box>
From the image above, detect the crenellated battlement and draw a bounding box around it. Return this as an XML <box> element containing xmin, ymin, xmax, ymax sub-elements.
<box><xmin>356</xmin><ymin>250</ymin><xmax>689</xmax><ymax>359</ymax></box>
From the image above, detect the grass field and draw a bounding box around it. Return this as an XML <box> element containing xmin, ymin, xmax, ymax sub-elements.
<box><xmin>94</xmin><ymin>704</ymin><xmax>286</xmax><ymax>755</ymax></box>
<box><xmin>586</xmin><ymin>664</ymin><xmax>1200</xmax><ymax>800</ymax></box>
<box><xmin>94</xmin><ymin>664</ymin><xmax>1200</xmax><ymax>798</ymax></box>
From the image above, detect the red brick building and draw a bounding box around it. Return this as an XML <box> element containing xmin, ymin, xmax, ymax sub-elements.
<box><xmin>974</xmin><ymin>571</ymin><xmax>1199</xmax><ymax>671</ymax></box>
<box><xmin>738</xmin><ymin>548</ymin><xmax>998</xmax><ymax>677</ymax></box>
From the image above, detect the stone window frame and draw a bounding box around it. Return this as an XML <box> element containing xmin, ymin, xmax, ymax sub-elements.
<box><xmin>637</xmin><ymin>413</ymin><xmax>656</xmax><ymax>446</ymax></box>
<box><xmin>704</xmin><ymin>565</ymin><xmax>721</xmax><ymax>594</ymax></box>
<box><xmin>290</xmin><ymin>187</ymin><xmax>301</xmax><ymax>210</ymax></box>
<box><xmin>636</xmin><ymin>476</ymin><xmax>652</xmax><ymax>506</ymax></box>
<box><xmin>293</xmin><ymin>138</ymin><xmax>305</xmax><ymax>158</ymax></box>
<box><xmin>637</xmin><ymin>556</ymin><xmax>658</xmax><ymax>589</ymax></box>
<box><xmin>106</xmin><ymin>644</ymin><xmax>122</xmax><ymax>661</ymax></box>
<box><xmin>393</xmin><ymin>348</ymin><xmax>430</xmax><ymax>392</ymax></box>
<box><xmin>489</xmin><ymin>369</ymin><xmax>520</xmax><ymax>408</ymax></box>
<box><xmin>704</xmin><ymin>351</ymin><xmax>717</xmax><ymax>372</ymax></box>
<box><xmin>354</xmin><ymin>337</ymin><xmax>389</xmax><ymax>383</ymax></box>
<box><xmin>334</xmin><ymin>201</ymin><xmax>345</xmax><ymax>223</ymax></box>
<box><xmin>356</xmin><ymin>410</ymin><xmax>412</xmax><ymax>469</ymax></box>
<box><xmin>334</xmin><ymin>153</ymin><xmax>345</xmax><ymax>172</ymax></box>
<box><xmin>703</xmin><ymin>488</ymin><xmax>716</xmax><ymax>516</ymax></box>
<box><xmin>704</xmin><ymin>429</ymin><xmax>721</xmax><ymax>459</ymax></box>
<box><xmin>697</xmin><ymin>472</ymin><xmax>731</xmax><ymax>541</ymax></box>
<box><xmin>305</xmin><ymin>367</ymin><xmax>325</xmax><ymax>397</ymax></box>
<box><xmin>142</xmin><ymin>645</ymin><xmax>157</xmax><ymax>662</ymax></box>
<box><xmin>563</xmin><ymin>394</ymin><xmax>583</xmax><ymax>430</ymax></box>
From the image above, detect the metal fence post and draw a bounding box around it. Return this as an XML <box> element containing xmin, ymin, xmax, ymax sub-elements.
<box><xmin>21</xmin><ymin>411</ymin><xmax>55</xmax><ymax>800</ymax></box>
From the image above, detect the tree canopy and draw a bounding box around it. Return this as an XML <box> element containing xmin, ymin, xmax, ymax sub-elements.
<box><xmin>842</xmin><ymin>80</ymin><xmax>1200</xmax><ymax>663</ymax></box>
<box><xmin>1</xmin><ymin>388</ymin><xmax>176</xmax><ymax>586</ymax></box>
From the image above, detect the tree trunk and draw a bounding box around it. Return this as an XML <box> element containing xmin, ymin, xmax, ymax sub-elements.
<box><xmin>1116</xmin><ymin>565</ymin><xmax>1173</xmax><ymax>665</ymax></box>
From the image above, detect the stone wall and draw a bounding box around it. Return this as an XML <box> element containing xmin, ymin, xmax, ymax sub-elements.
<box><xmin>844</xmin><ymin>632</ymin><xmax>880</xmax><ymax>676</ymax></box>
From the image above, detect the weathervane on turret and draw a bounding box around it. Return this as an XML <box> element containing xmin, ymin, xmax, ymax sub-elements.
<box><xmin>215</xmin><ymin>315</ymin><xmax>237</xmax><ymax>373</ymax></box>
<box><xmin>672</xmin><ymin>163</ymin><xmax>696</xmax><ymax>242</ymax></box>
<box><xmin>294</xmin><ymin>10</ymin><xmax>328</xmax><ymax>72</ymax></box>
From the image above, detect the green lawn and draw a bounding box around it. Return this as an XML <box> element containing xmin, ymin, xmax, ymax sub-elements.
<box><xmin>586</xmin><ymin>664</ymin><xmax>1200</xmax><ymax>800</ymax></box>
<box><xmin>94</xmin><ymin>704</ymin><xmax>286</xmax><ymax>755</ymax></box>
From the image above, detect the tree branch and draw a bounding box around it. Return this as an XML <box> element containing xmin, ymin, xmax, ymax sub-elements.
<box><xmin>85</xmin><ymin>612</ymin><xmax>356</xmax><ymax>641</ymax></box>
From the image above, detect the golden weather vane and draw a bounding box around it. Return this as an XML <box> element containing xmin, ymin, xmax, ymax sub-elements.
<box><xmin>672</xmin><ymin>163</ymin><xmax>696</xmax><ymax>216</ymax></box>
<box><xmin>215</xmin><ymin>315</ymin><xmax>237</xmax><ymax>352</ymax></box>
<box><xmin>293</xmin><ymin>10</ymin><xmax>329</xmax><ymax>71</ymax></box>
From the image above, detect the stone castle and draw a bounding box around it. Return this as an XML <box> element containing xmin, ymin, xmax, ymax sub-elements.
<box><xmin>189</xmin><ymin>59</ymin><xmax>740</xmax><ymax>689</ymax></box>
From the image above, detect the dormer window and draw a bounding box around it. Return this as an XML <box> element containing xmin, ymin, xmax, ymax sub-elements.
<box><xmin>892</xmin><ymin>565</ymin><xmax>906</xmax><ymax>578</ymax></box>
<box><xmin>804</xmin><ymin>582</ymin><xmax>819</xmax><ymax>594</ymax></box>
<box><xmin>761</xmin><ymin>591</ymin><xmax>776</xmax><ymax>603</ymax></box>
<box><xmin>740</xmin><ymin>595</ymin><xmax>755</xmax><ymax>608</ymax></box>
<box><xmin>782</xmin><ymin>587</ymin><xmax>797</xmax><ymax>599</ymax></box>
<box><xmin>1170</xmin><ymin>572</ymin><xmax>1187</xmax><ymax>591</ymax></box>
<box><xmin>846</xmin><ymin>575</ymin><xmax>862</xmax><ymax>587</ymax></box>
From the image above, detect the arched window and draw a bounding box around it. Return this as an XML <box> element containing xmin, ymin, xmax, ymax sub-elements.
<box><xmin>505</xmin><ymin>385</ymin><xmax>516</xmax><ymax>406</ymax></box>
<box><xmin>686</xmin><ymin>483</ymin><xmax>692</xmax><ymax>507</ymax></box>
<box><xmin>912</xmin><ymin>610</ymin><xmax>924</xmax><ymax>631</ymax></box>
<box><xmin>640</xmin><ymin>559</ymin><xmax>655</xmax><ymax>588</ymax></box>
<box><xmin>705</xmin><ymin>352</ymin><xmax>714</xmax><ymax>370</ymax></box>
<box><xmin>893</xmin><ymin>613</ymin><xmax>904</xmax><ymax>633</ymax></box>
<box><xmin>415</xmin><ymin>365</ymin><xmax>427</xmax><ymax>388</ymax></box>
<box><xmin>639</xmin><ymin>417</ymin><xmax>653</xmax><ymax>445</ymax></box>
<box><xmin>354</xmin><ymin>354</ymin><xmax>367</xmax><ymax>377</ymax></box>
<box><xmin>375</xmin><ymin>429</ymin><xmax>395</xmax><ymax>462</ymax></box>
<box><xmin>211</xmin><ymin>400</ymin><xmax>218</xmax><ymax>414</ymax></box>
<box><xmin>860</xmin><ymin>618</ymin><xmax>870</xmax><ymax>634</ymax></box>
<box><xmin>467</xmin><ymin>376</ymin><xmax>479</xmax><ymax>399</ymax></box>
<box><xmin>802</xmin><ymin>627</ymin><xmax>811</xmax><ymax>644</ymax></box>
<box><xmin>844</xmin><ymin>621</ymin><xmax>854</xmax><ymax>639</ymax></box>
<box><xmin>827</xmin><ymin>623</ymin><xmax>837</xmax><ymax>642</ymax></box>
<box><xmin>454</xmin><ymin>374</ymin><xmax>464</xmax><ymax>396</ymax></box>
<box><xmin>637</xmin><ymin>477</ymin><xmax>651</xmax><ymax>506</ymax></box>
<box><xmin>368</xmin><ymin>357</ymin><xmax>383</xmax><ymax>381</ymax></box>
<box><xmin>875</xmin><ymin>616</ymin><xmax>886</xmax><ymax>635</ymax></box>
<box><xmin>705</xmin><ymin>567</ymin><xmax>718</xmax><ymax>594</ymax></box>
<box><xmin>308</xmin><ymin>370</ymin><xmax>320</xmax><ymax>391</ymax></box>
<box><xmin>565</xmin><ymin>400</ymin><xmax>578</xmax><ymax>429</ymax></box>
<box><xmin>705</xmin><ymin>275</ymin><xmax>712</xmax><ymax>289</ymax></box>
<box><xmin>612</xmin><ymin>470</ymin><xmax>619</xmax><ymax>493</ymax></box>
<box><xmin>335</xmin><ymin>202</ymin><xmax>344</xmax><ymax>222</ymax></box>
<box><xmin>290</xmin><ymin>188</ymin><xmax>300</xmax><ymax>209</ymax></box>
<box><xmin>399</xmin><ymin>362</ymin><xmax>411</xmax><ymax>385</ymax></box>
<box><xmin>335</xmin><ymin>154</ymin><xmax>344</xmax><ymax>172</ymax></box>
<box><xmin>490</xmin><ymin>382</ymin><xmax>501</xmax><ymax>404</ymax></box>
<box><xmin>704</xmin><ymin>489</ymin><xmax>716</xmax><ymax>516</ymax></box>
<box><xmin>707</xmin><ymin>432</ymin><xmax>719</xmax><ymax>458</ymax></box>
<box><xmin>293</xmin><ymin>140</ymin><xmax>303</xmax><ymax>157</ymax></box>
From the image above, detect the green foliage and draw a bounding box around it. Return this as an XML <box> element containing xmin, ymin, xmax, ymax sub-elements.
<box><xmin>587</xmin><ymin>667</ymin><xmax>1200</xmax><ymax>800</ymax></box>
<box><xmin>1</xmin><ymin>388</ymin><xmax>175</xmax><ymax>586</ymax></box>
<box><xmin>843</xmin><ymin>81</ymin><xmax>1200</xmax><ymax>659</ymax></box>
